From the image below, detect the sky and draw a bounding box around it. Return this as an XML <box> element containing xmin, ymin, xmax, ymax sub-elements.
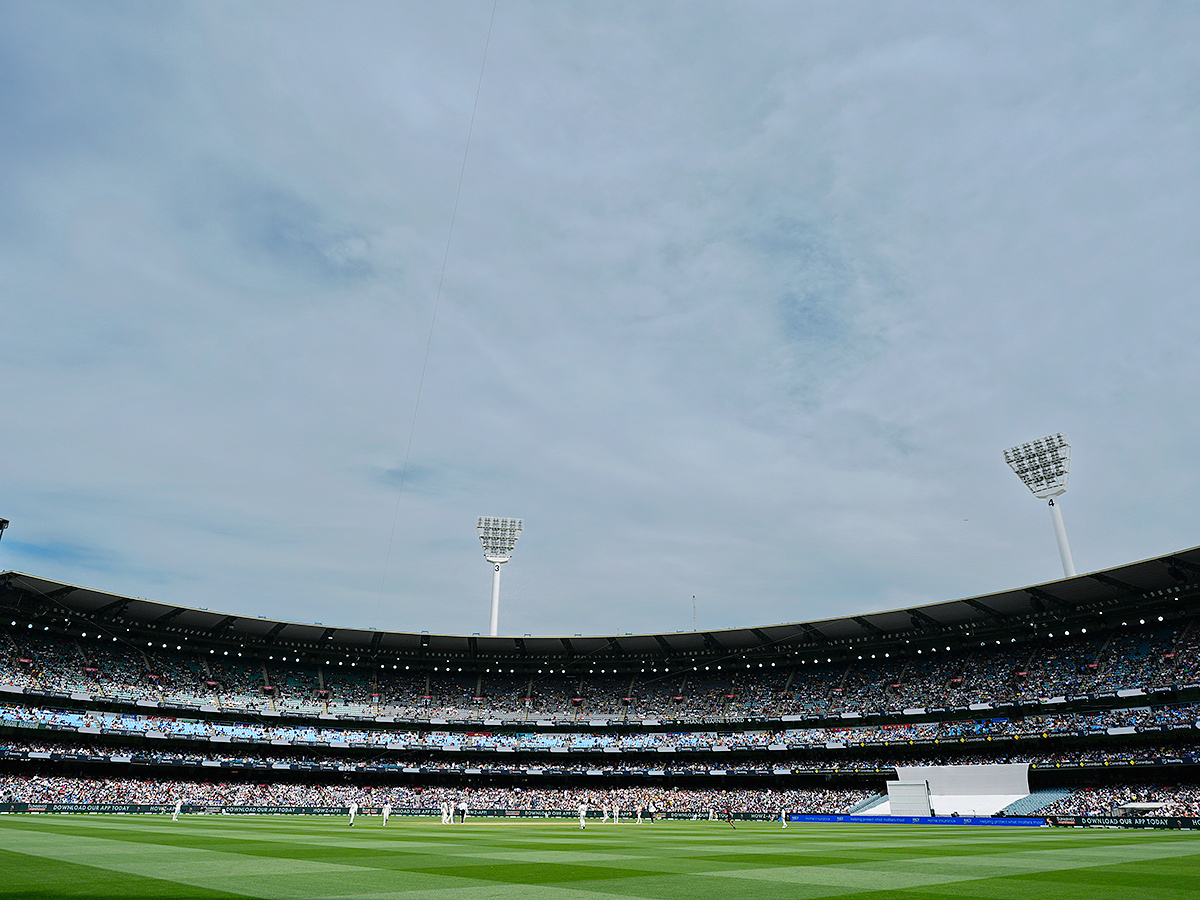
<box><xmin>2</xmin><ymin>1</ymin><xmax>1199</xmax><ymax>638</ymax></box>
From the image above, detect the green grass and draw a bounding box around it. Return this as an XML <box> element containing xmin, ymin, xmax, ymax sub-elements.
<box><xmin>1</xmin><ymin>814</ymin><xmax>1198</xmax><ymax>899</ymax></box>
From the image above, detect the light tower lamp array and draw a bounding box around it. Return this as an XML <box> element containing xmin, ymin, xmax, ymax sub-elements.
<box><xmin>477</xmin><ymin>516</ymin><xmax>523</xmax><ymax>636</ymax></box>
<box><xmin>1003</xmin><ymin>432</ymin><xmax>1076</xmax><ymax>577</ymax></box>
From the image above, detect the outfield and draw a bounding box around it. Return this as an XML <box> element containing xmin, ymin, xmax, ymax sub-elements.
<box><xmin>1</xmin><ymin>815</ymin><xmax>1199</xmax><ymax>899</ymax></box>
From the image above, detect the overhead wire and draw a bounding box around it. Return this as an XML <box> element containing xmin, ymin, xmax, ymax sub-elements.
<box><xmin>374</xmin><ymin>0</ymin><xmax>500</xmax><ymax>628</ymax></box>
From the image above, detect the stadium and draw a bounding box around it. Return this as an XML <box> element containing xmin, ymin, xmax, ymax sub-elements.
<box><xmin>3</xmin><ymin>538</ymin><xmax>1200</xmax><ymax>896</ymax></box>
<box><xmin>6</xmin><ymin>3</ymin><xmax>1200</xmax><ymax>898</ymax></box>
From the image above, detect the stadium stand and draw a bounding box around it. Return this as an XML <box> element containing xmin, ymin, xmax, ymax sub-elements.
<box><xmin>999</xmin><ymin>787</ymin><xmax>1074</xmax><ymax>815</ymax></box>
<box><xmin>3</xmin><ymin>546</ymin><xmax>1200</xmax><ymax>818</ymax></box>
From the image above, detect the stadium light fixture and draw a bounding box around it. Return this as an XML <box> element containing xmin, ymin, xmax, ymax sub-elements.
<box><xmin>1003</xmin><ymin>432</ymin><xmax>1076</xmax><ymax>577</ymax></box>
<box><xmin>0</xmin><ymin>518</ymin><xmax>8</xmax><ymax>543</ymax></box>
<box><xmin>477</xmin><ymin>516</ymin><xmax>523</xmax><ymax>636</ymax></box>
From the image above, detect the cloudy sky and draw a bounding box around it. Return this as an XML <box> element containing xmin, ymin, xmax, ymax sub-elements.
<box><xmin>3</xmin><ymin>1</ymin><xmax>1198</xmax><ymax>637</ymax></box>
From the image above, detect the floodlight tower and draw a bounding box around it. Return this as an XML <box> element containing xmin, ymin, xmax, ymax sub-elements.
<box><xmin>477</xmin><ymin>517</ymin><xmax>522</xmax><ymax>636</ymax></box>
<box><xmin>1003</xmin><ymin>432</ymin><xmax>1076</xmax><ymax>577</ymax></box>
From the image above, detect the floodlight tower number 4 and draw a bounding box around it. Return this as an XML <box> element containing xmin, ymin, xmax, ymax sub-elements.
<box><xmin>477</xmin><ymin>517</ymin><xmax>523</xmax><ymax>636</ymax></box>
<box><xmin>1003</xmin><ymin>433</ymin><xmax>1076</xmax><ymax>578</ymax></box>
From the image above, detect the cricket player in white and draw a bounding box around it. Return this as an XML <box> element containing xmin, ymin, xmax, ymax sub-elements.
<box><xmin>382</xmin><ymin>802</ymin><xmax>391</xmax><ymax>826</ymax></box>
<box><xmin>440</xmin><ymin>799</ymin><xmax>451</xmax><ymax>824</ymax></box>
<box><xmin>348</xmin><ymin>800</ymin><xmax>358</xmax><ymax>826</ymax></box>
<box><xmin>578</xmin><ymin>799</ymin><xmax>588</xmax><ymax>829</ymax></box>
<box><xmin>172</xmin><ymin>798</ymin><xmax>183</xmax><ymax>822</ymax></box>
<box><xmin>601</xmin><ymin>802</ymin><xmax>610</xmax><ymax>824</ymax></box>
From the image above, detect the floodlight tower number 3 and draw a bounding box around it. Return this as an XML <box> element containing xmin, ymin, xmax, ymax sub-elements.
<box><xmin>477</xmin><ymin>517</ymin><xmax>523</xmax><ymax>636</ymax></box>
<box><xmin>1003</xmin><ymin>433</ymin><xmax>1076</xmax><ymax>578</ymax></box>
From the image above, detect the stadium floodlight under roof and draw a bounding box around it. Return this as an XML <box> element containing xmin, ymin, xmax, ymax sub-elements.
<box><xmin>1003</xmin><ymin>432</ymin><xmax>1076</xmax><ymax>578</ymax></box>
<box><xmin>477</xmin><ymin>516</ymin><xmax>523</xmax><ymax>637</ymax></box>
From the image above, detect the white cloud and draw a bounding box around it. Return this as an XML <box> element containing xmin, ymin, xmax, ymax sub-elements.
<box><xmin>2</xmin><ymin>1</ymin><xmax>1199</xmax><ymax>636</ymax></box>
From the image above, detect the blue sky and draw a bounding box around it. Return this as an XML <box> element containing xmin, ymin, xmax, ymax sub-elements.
<box><xmin>3</xmin><ymin>1</ymin><xmax>1199</xmax><ymax>636</ymax></box>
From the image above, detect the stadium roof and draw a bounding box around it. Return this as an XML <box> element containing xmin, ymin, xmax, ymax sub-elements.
<box><xmin>3</xmin><ymin>545</ymin><xmax>1200</xmax><ymax>662</ymax></box>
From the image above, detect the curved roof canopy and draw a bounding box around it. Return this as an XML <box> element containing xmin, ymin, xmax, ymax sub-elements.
<box><xmin>3</xmin><ymin>546</ymin><xmax>1199</xmax><ymax>664</ymax></box>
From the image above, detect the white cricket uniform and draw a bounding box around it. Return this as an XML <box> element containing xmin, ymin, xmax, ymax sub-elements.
<box><xmin>348</xmin><ymin>801</ymin><xmax>358</xmax><ymax>826</ymax></box>
<box><xmin>601</xmin><ymin>804</ymin><xmax>610</xmax><ymax>824</ymax></box>
<box><xmin>441</xmin><ymin>800</ymin><xmax>451</xmax><ymax>824</ymax></box>
<box><xmin>382</xmin><ymin>803</ymin><xmax>391</xmax><ymax>826</ymax></box>
<box><xmin>172</xmin><ymin>799</ymin><xmax>182</xmax><ymax>822</ymax></box>
<box><xmin>578</xmin><ymin>802</ymin><xmax>588</xmax><ymax>829</ymax></box>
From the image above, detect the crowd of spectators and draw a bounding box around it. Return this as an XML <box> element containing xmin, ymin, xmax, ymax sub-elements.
<box><xmin>2</xmin><ymin>701</ymin><xmax>1196</xmax><ymax>751</ymax></box>
<box><xmin>2</xmin><ymin>734</ymin><xmax>1197</xmax><ymax>776</ymax></box>
<box><xmin>6</xmin><ymin>771</ymin><xmax>1200</xmax><ymax>818</ymax></box>
<box><xmin>4</xmin><ymin>621</ymin><xmax>1200</xmax><ymax>723</ymax></box>
<box><xmin>0</xmin><ymin>774</ymin><xmax>870</xmax><ymax>816</ymax></box>
<box><xmin>1039</xmin><ymin>784</ymin><xmax>1200</xmax><ymax>817</ymax></box>
<box><xmin>7</xmin><ymin>613</ymin><xmax>1199</xmax><ymax>823</ymax></box>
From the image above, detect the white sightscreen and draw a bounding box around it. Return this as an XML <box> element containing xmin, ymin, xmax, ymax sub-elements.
<box><xmin>886</xmin><ymin>764</ymin><xmax>1030</xmax><ymax>816</ymax></box>
<box><xmin>896</xmin><ymin>763</ymin><xmax>1029</xmax><ymax>796</ymax></box>
<box><xmin>887</xmin><ymin>781</ymin><xmax>932</xmax><ymax>817</ymax></box>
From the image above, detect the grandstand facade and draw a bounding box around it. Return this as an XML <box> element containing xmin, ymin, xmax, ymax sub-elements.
<box><xmin>2</xmin><ymin>546</ymin><xmax>1200</xmax><ymax>818</ymax></box>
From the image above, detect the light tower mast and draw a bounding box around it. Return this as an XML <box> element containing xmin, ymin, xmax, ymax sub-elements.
<box><xmin>477</xmin><ymin>516</ymin><xmax>522</xmax><ymax>636</ymax></box>
<box><xmin>1003</xmin><ymin>432</ymin><xmax>1076</xmax><ymax>577</ymax></box>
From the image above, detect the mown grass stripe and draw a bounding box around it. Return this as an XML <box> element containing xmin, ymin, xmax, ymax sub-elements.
<box><xmin>0</xmin><ymin>816</ymin><xmax>1198</xmax><ymax>899</ymax></box>
<box><xmin>0</xmin><ymin>847</ymin><xmax>249</xmax><ymax>900</ymax></box>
